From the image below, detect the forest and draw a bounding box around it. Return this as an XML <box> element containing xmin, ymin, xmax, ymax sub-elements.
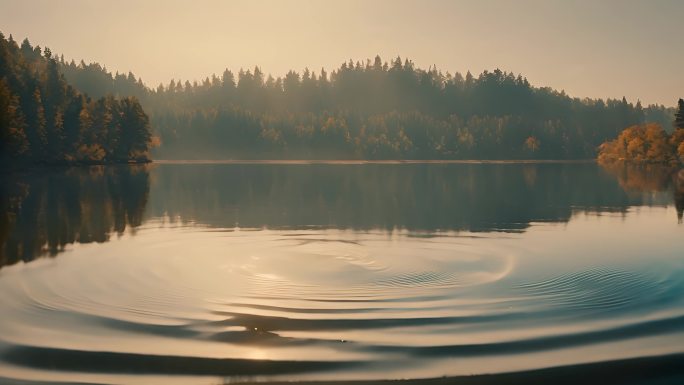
<box><xmin>58</xmin><ymin>52</ymin><xmax>676</xmax><ymax>160</ymax></box>
<box><xmin>1</xmin><ymin>33</ymin><xmax>680</xmax><ymax>162</ymax></box>
<box><xmin>0</xmin><ymin>33</ymin><xmax>153</xmax><ymax>167</ymax></box>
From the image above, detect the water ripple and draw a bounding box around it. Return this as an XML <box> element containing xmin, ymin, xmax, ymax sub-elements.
<box><xmin>0</xmin><ymin>225</ymin><xmax>682</xmax><ymax>382</ymax></box>
<box><xmin>515</xmin><ymin>267</ymin><xmax>673</xmax><ymax>313</ymax></box>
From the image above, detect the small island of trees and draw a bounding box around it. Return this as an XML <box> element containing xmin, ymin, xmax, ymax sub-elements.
<box><xmin>598</xmin><ymin>99</ymin><xmax>684</xmax><ymax>165</ymax></box>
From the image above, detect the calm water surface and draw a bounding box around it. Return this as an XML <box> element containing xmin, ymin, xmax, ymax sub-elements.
<box><xmin>0</xmin><ymin>163</ymin><xmax>683</xmax><ymax>384</ymax></box>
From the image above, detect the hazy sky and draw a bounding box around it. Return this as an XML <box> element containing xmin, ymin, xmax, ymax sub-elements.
<box><xmin>1</xmin><ymin>0</ymin><xmax>682</xmax><ymax>105</ymax></box>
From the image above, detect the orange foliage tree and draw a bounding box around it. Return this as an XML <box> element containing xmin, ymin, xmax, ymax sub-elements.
<box><xmin>598</xmin><ymin>123</ymin><xmax>681</xmax><ymax>165</ymax></box>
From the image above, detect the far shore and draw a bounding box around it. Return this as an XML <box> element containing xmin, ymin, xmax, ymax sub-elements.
<box><xmin>0</xmin><ymin>159</ymin><xmax>151</xmax><ymax>173</ymax></box>
<box><xmin>152</xmin><ymin>159</ymin><xmax>597</xmax><ymax>165</ymax></box>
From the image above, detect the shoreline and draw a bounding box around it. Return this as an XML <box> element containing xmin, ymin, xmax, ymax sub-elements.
<box><xmin>0</xmin><ymin>159</ymin><xmax>151</xmax><ymax>173</ymax></box>
<box><xmin>152</xmin><ymin>159</ymin><xmax>597</xmax><ymax>165</ymax></box>
<box><xmin>0</xmin><ymin>159</ymin><xmax>600</xmax><ymax>172</ymax></box>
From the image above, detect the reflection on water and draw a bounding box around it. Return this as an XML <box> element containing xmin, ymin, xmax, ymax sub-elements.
<box><xmin>0</xmin><ymin>165</ymin><xmax>150</xmax><ymax>267</ymax></box>
<box><xmin>2</xmin><ymin>163</ymin><xmax>682</xmax><ymax>267</ymax></box>
<box><xmin>149</xmin><ymin>163</ymin><xmax>680</xmax><ymax>231</ymax></box>
<box><xmin>599</xmin><ymin>163</ymin><xmax>684</xmax><ymax>222</ymax></box>
<box><xmin>0</xmin><ymin>163</ymin><xmax>683</xmax><ymax>384</ymax></box>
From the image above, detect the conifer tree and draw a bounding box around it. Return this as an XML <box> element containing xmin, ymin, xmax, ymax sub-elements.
<box><xmin>675</xmin><ymin>98</ymin><xmax>684</xmax><ymax>130</ymax></box>
<box><xmin>0</xmin><ymin>33</ymin><xmax>153</xmax><ymax>166</ymax></box>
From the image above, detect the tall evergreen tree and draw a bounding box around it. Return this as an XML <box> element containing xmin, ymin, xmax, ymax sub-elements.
<box><xmin>675</xmin><ymin>98</ymin><xmax>684</xmax><ymax>130</ymax></box>
<box><xmin>116</xmin><ymin>97</ymin><xmax>151</xmax><ymax>161</ymax></box>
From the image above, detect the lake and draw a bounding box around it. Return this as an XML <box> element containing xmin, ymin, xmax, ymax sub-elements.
<box><xmin>0</xmin><ymin>162</ymin><xmax>683</xmax><ymax>384</ymax></box>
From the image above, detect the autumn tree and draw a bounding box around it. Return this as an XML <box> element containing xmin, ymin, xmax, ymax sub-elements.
<box><xmin>598</xmin><ymin>123</ymin><xmax>679</xmax><ymax>165</ymax></box>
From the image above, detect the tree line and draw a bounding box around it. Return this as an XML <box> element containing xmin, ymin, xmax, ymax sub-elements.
<box><xmin>3</xmin><ymin>32</ymin><xmax>678</xmax><ymax>161</ymax></box>
<box><xmin>0</xmin><ymin>33</ymin><xmax>153</xmax><ymax>166</ymax></box>
<box><xmin>58</xmin><ymin>54</ymin><xmax>675</xmax><ymax>160</ymax></box>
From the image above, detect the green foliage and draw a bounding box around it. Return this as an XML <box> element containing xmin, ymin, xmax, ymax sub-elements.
<box><xmin>0</xmin><ymin>32</ymin><xmax>153</xmax><ymax>166</ymax></box>
<box><xmin>56</xmin><ymin>49</ymin><xmax>678</xmax><ymax>160</ymax></box>
<box><xmin>63</xmin><ymin>56</ymin><xmax>675</xmax><ymax>160</ymax></box>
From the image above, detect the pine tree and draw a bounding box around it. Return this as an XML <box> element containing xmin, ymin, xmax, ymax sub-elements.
<box><xmin>62</xmin><ymin>95</ymin><xmax>84</xmax><ymax>156</ymax></box>
<box><xmin>48</xmin><ymin>108</ymin><xmax>65</xmax><ymax>161</ymax></box>
<box><xmin>675</xmin><ymin>98</ymin><xmax>684</xmax><ymax>130</ymax></box>
<box><xmin>28</xmin><ymin>88</ymin><xmax>48</xmax><ymax>160</ymax></box>
<box><xmin>0</xmin><ymin>33</ymin><xmax>153</xmax><ymax>165</ymax></box>
<box><xmin>116</xmin><ymin>97</ymin><xmax>151</xmax><ymax>161</ymax></box>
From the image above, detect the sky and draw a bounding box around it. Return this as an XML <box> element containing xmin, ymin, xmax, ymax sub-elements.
<box><xmin>1</xmin><ymin>0</ymin><xmax>682</xmax><ymax>106</ymax></box>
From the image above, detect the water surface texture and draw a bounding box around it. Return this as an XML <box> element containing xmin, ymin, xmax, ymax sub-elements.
<box><xmin>0</xmin><ymin>163</ymin><xmax>683</xmax><ymax>384</ymax></box>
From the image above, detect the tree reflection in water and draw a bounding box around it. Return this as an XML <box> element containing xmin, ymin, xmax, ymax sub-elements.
<box><xmin>1</xmin><ymin>162</ymin><xmax>681</xmax><ymax>268</ymax></box>
<box><xmin>0</xmin><ymin>165</ymin><xmax>150</xmax><ymax>267</ymax></box>
<box><xmin>599</xmin><ymin>163</ymin><xmax>684</xmax><ymax>223</ymax></box>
